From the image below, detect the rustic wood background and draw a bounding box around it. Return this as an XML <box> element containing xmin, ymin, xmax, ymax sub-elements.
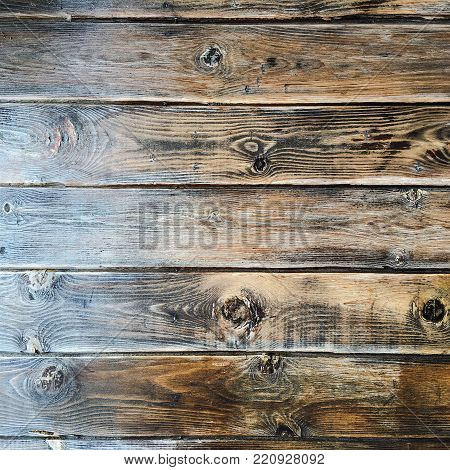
<box><xmin>0</xmin><ymin>0</ymin><xmax>448</xmax><ymax>450</ymax></box>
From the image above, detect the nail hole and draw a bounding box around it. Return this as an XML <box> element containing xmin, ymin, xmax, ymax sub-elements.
<box><xmin>422</xmin><ymin>299</ymin><xmax>446</xmax><ymax>323</ymax></box>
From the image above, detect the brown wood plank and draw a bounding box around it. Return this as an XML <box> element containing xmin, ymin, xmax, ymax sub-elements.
<box><xmin>1</xmin><ymin>437</ymin><xmax>448</xmax><ymax>450</ymax></box>
<box><xmin>1</xmin><ymin>105</ymin><xmax>449</xmax><ymax>186</ymax></box>
<box><xmin>1</xmin><ymin>271</ymin><xmax>448</xmax><ymax>354</ymax></box>
<box><xmin>0</xmin><ymin>23</ymin><xmax>448</xmax><ymax>103</ymax></box>
<box><xmin>0</xmin><ymin>187</ymin><xmax>448</xmax><ymax>269</ymax></box>
<box><xmin>0</xmin><ymin>1</ymin><xmax>449</xmax><ymax>20</ymax></box>
<box><xmin>0</xmin><ymin>355</ymin><xmax>448</xmax><ymax>438</ymax></box>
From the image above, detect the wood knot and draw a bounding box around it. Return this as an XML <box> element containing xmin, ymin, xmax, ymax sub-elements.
<box><xmin>29</xmin><ymin>360</ymin><xmax>76</xmax><ymax>405</ymax></box>
<box><xmin>234</xmin><ymin>135</ymin><xmax>272</xmax><ymax>174</ymax></box>
<box><xmin>414</xmin><ymin>161</ymin><xmax>425</xmax><ymax>173</ymax></box>
<box><xmin>199</xmin><ymin>45</ymin><xmax>223</xmax><ymax>69</ymax></box>
<box><xmin>27</xmin><ymin>270</ymin><xmax>57</xmax><ymax>291</ymax></box>
<box><xmin>403</xmin><ymin>188</ymin><xmax>426</xmax><ymax>208</ymax></box>
<box><xmin>422</xmin><ymin>299</ymin><xmax>446</xmax><ymax>323</ymax></box>
<box><xmin>275</xmin><ymin>424</ymin><xmax>297</xmax><ymax>438</ymax></box>
<box><xmin>259</xmin><ymin>353</ymin><xmax>282</xmax><ymax>374</ymax></box>
<box><xmin>266</xmin><ymin>57</ymin><xmax>277</xmax><ymax>68</ymax></box>
<box><xmin>253</xmin><ymin>155</ymin><xmax>269</xmax><ymax>173</ymax></box>
<box><xmin>213</xmin><ymin>293</ymin><xmax>264</xmax><ymax>346</ymax></box>
<box><xmin>47</xmin><ymin>116</ymin><xmax>78</xmax><ymax>157</ymax></box>
<box><xmin>218</xmin><ymin>295</ymin><xmax>262</xmax><ymax>331</ymax></box>
<box><xmin>40</xmin><ymin>365</ymin><xmax>65</xmax><ymax>392</ymax></box>
<box><xmin>21</xmin><ymin>330</ymin><xmax>43</xmax><ymax>354</ymax></box>
<box><xmin>387</xmin><ymin>248</ymin><xmax>410</xmax><ymax>268</ymax></box>
<box><xmin>3</xmin><ymin>202</ymin><xmax>11</xmax><ymax>213</ymax></box>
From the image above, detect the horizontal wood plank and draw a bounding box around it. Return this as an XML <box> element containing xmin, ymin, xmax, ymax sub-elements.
<box><xmin>0</xmin><ymin>271</ymin><xmax>448</xmax><ymax>354</ymax></box>
<box><xmin>0</xmin><ymin>23</ymin><xmax>448</xmax><ymax>103</ymax></box>
<box><xmin>1</xmin><ymin>437</ymin><xmax>448</xmax><ymax>450</ymax></box>
<box><xmin>0</xmin><ymin>105</ymin><xmax>449</xmax><ymax>186</ymax></box>
<box><xmin>0</xmin><ymin>187</ymin><xmax>449</xmax><ymax>269</ymax></box>
<box><xmin>0</xmin><ymin>1</ymin><xmax>449</xmax><ymax>19</ymax></box>
<box><xmin>0</xmin><ymin>355</ymin><xmax>448</xmax><ymax>438</ymax></box>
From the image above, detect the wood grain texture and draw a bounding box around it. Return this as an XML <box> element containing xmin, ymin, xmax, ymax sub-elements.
<box><xmin>0</xmin><ymin>271</ymin><xmax>448</xmax><ymax>354</ymax></box>
<box><xmin>0</xmin><ymin>1</ymin><xmax>449</xmax><ymax>19</ymax></box>
<box><xmin>0</xmin><ymin>105</ymin><xmax>449</xmax><ymax>186</ymax></box>
<box><xmin>0</xmin><ymin>23</ymin><xmax>448</xmax><ymax>103</ymax></box>
<box><xmin>0</xmin><ymin>355</ymin><xmax>448</xmax><ymax>438</ymax></box>
<box><xmin>0</xmin><ymin>187</ymin><xmax>448</xmax><ymax>269</ymax></box>
<box><xmin>1</xmin><ymin>437</ymin><xmax>448</xmax><ymax>450</ymax></box>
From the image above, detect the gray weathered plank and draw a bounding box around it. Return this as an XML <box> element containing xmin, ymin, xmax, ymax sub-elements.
<box><xmin>0</xmin><ymin>187</ymin><xmax>448</xmax><ymax>269</ymax></box>
<box><xmin>0</xmin><ymin>355</ymin><xmax>448</xmax><ymax>438</ymax></box>
<box><xmin>0</xmin><ymin>271</ymin><xmax>448</xmax><ymax>354</ymax></box>
<box><xmin>0</xmin><ymin>105</ymin><xmax>449</xmax><ymax>186</ymax></box>
<box><xmin>0</xmin><ymin>23</ymin><xmax>448</xmax><ymax>103</ymax></box>
<box><xmin>0</xmin><ymin>0</ymin><xmax>449</xmax><ymax>19</ymax></box>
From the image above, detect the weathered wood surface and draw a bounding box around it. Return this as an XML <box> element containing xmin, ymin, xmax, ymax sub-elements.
<box><xmin>0</xmin><ymin>187</ymin><xmax>448</xmax><ymax>269</ymax></box>
<box><xmin>0</xmin><ymin>355</ymin><xmax>448</xmax><ymax>438</ymax></box>
<box><xmin>1</xmin><ymin>437</ymin><xmax>448</xmax><ymax>450</ymax></box>
<box><xmin>1</xmin><ymin>105</ymin><xmax>449</xmax><ymax>186</ymax></box>
<box><xmin>0</xmin><ymin>271</ymin><xmax>448</xmax><ymax>354</ymax></box>
<box><xmin>0</xmin><ymin>1</ymin><xmax>449</xmax><ymax>19</ymax></box>
<box><xmin>0</xmin><ymin>23</ymin><xmax>449</xmax><ymax>103</ymax></box>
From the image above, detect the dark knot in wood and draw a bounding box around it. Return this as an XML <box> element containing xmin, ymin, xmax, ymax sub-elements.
<box><xmin>275</xmin><ymin>423</ymin><xmax>297</xmax><ymax>438</ymax></box>
<box><xmin>213</xmin><ymin>293</ymin><xmax>264</xmax><ymax>346</ymax></box>
<box><xmin>259</xmin><ymin>353</ymin><xmax>281</xmax><ymax>374</ymax></box>
<box><xmin>199</xmin><ymin>46</ymin><xmax>223</xmax><ymax>69</ymax></box>
<box><xmin>218</xmin><ymin>295</ymin><xmax>263</xmax><ymax>332</ymax></box>
<box><xmin>40</xmin><ymin>366</ymin><xmax>65</xmax><ymax>392</ymax></box>
<box><xmin>30</xmin><ymin>360</ymin><xmax>77</xmax><ymax>405</ymax></box>
<box><xmin>266</xmin><ymin>57</ymin><xmax>277</xmax><ymax>68</ymax></box>
<box><xmin>253</xmin><ymin>155</ymin><xmax>269</xmax><ymax>173</ymax></box>
<box><xmin>422</xmin><ymin>299</ymin><xmax>446</xmax><ymax>323</ymax></box>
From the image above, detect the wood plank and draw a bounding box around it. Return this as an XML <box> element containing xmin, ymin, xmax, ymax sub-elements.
<box><xmin>0</xmin><ymin>272</ymin><xmax>448</xmax><ymax>354</ymax></box>
<box><xmin>0</xmin><ymin>355</ymin><xmax>448</xmax><ymax>438</ymax></box>
<box><xmin>1</xmin><ymin>105</ymin><xmax>449</xmax><ymax>186</ymax></box>
<box><xmin>0</xmin><ymin>23</ymin><xmax>448</xmax><ymax>103</ymax></box>
<box><xmin>1</xmin><ymin>437</ymin><xmax>448</xmax><ymax>450</ymax></box>
<box><xmin>0</xmin><ymin>187</ymin><xmax>448</xmax><ymax>269</ymax></box>
<box><xmin>0</xmin><ymin>1</ymin><xmax>449</xmax><ymax>20</ymax></box>
<box><xmin>0</xmin><ymin>187</ymin><xmax>450</xmax><ymax>269</ymax></box>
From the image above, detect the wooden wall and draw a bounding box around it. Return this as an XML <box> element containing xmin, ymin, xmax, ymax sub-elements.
<box><xmin>0</xmin><ymin>0</ymin><xmax>448</xmax><ymax>450</ymax></box>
